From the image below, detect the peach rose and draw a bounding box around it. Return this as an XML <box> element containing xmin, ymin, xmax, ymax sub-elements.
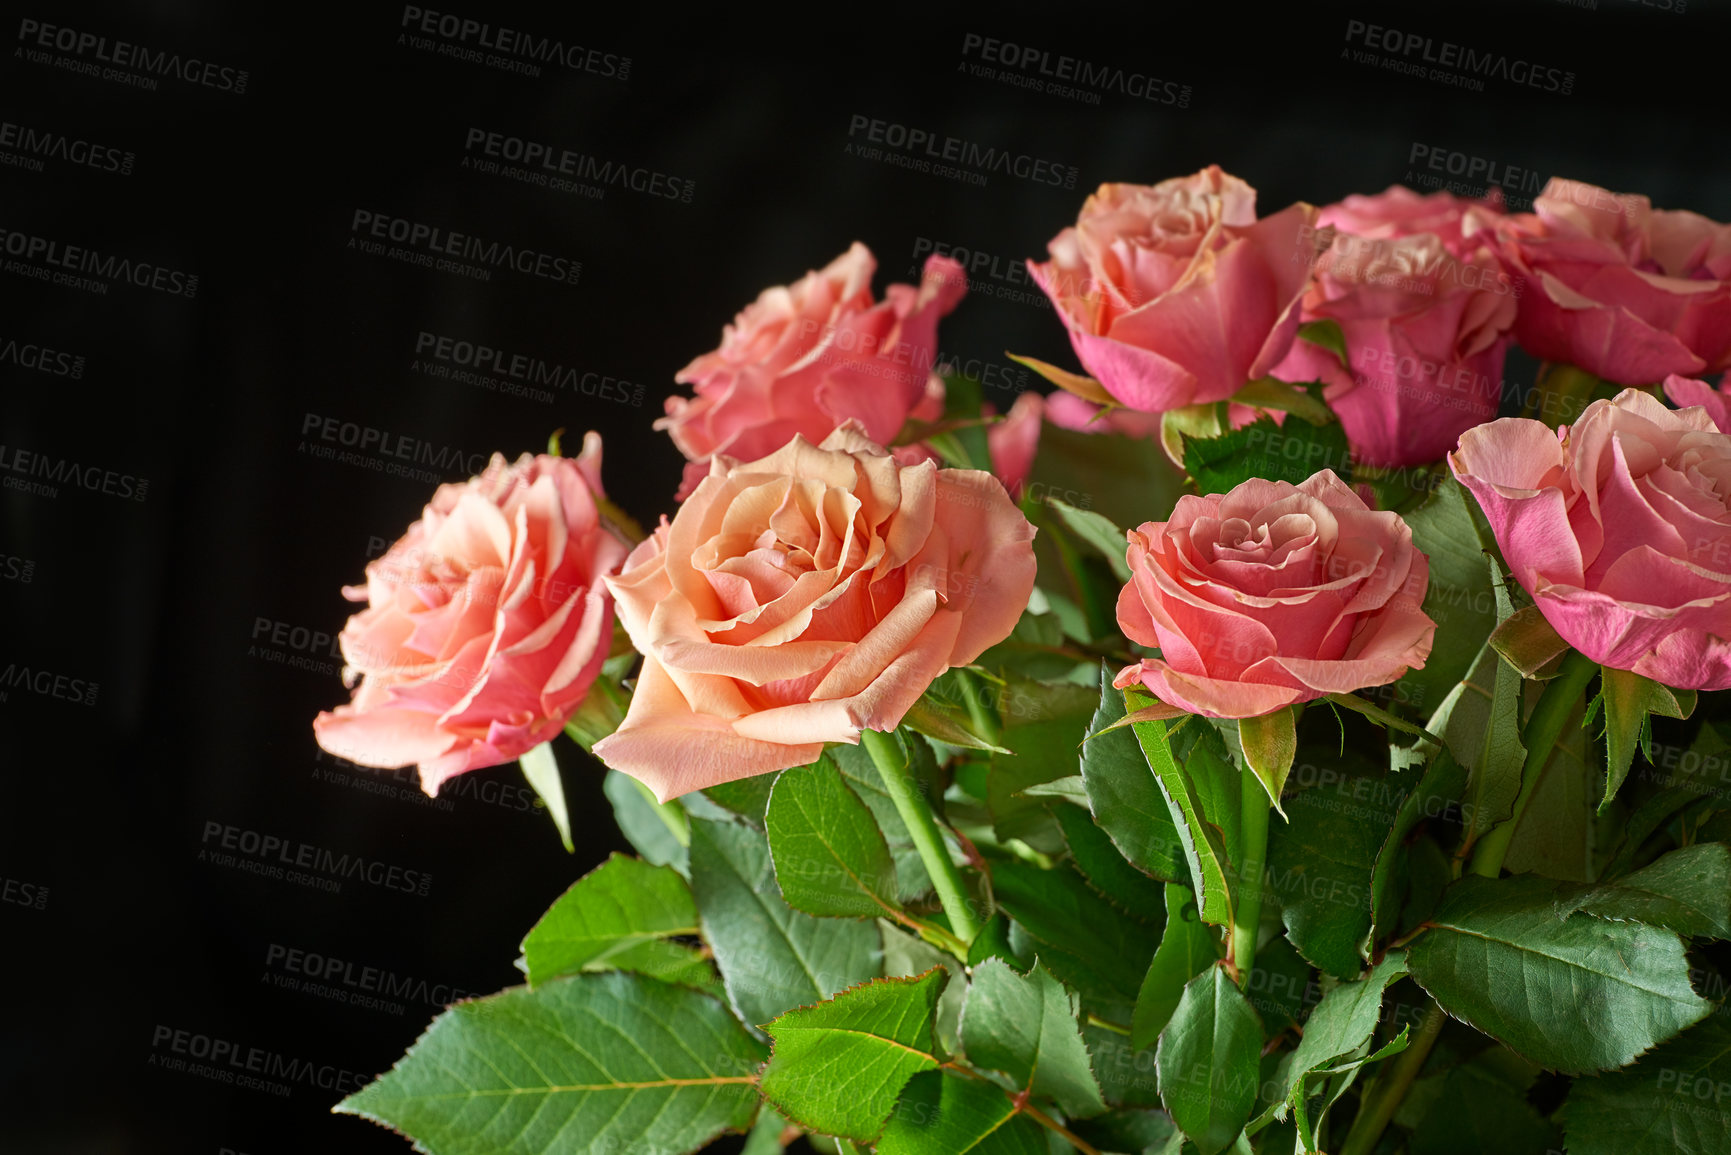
<box><xmin>1490</xmin><ymin>177</ymin><xmax>1731</xmax><ymax>385</ymax></box>
<box><xmin>313</xmin><ymin>438</ymin><xmax>630</xmax><ymax>794</ymax></box>
<box><xmin>1450</xmin><ymin>389</ymin><xmax>1731</xmax><ymax>689</ymax></box>
<box><xmin>1113</xmin><ymin>470</ymin><xmax>1435</xmax><ymax>718</ymax></box>
<box><xmin>593</xmin><ymin>424</ymin><xmax>1037</xmax><ymax>800</ymax></box>
<box><xmin>658</xmin><ymin>242</ymin><xmax>966</xmax><ymax>498</ymax></box>
<box><xmin>1027</xmin><ymin>166</ymin><xmax>1320</xmax><ymax>412</ymax></box>
<box><xmin>1273</xmin><ymin>227</ymin><xmax>1517</xmax><ymax>467</ymax></box>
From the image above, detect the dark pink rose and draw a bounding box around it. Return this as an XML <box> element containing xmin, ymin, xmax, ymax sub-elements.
<box><xmin>1027</xmin><ymin>167</ymin><xmax>1320</xmax><ymax>412</ymax></box>
<box><xmin>1491</xmin><ymin>178</ymin><xmax>1731</xmax><ymax>385</ymax></box>
<box><xmin>659</xmin><ymin>243</ymin><xmax>966</xmax><ymax>498</ymax></box>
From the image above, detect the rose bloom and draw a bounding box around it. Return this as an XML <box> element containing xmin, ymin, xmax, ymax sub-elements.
<box><xmin>313</xmin><ymin>438</ymin><xmax>629</xmax><ymax>794</ymax></box>
<box><xmin>1315</xmin><ymin>185</ymin><xmax>1503</xmax><ymax>258</ymax></box>
<box><xmin>1663</xmin><ymin>373</ymin><xmax>1731</xmax><ymax>434</ymax></box>
<box><xmin>593</xmin><ymin>424</ymin><xmax>1037</xmax><ymax>800</ymax></box>
<box><xmin>1451</xmin><ymin>389</ymin><xmax>1731</xmax><ymax>689</ymax></box>
<box><xmin>1489</xmin><ymin>177</ymin><xmax>1731</xmax><ymax>385</ymax></box>
<box><xmin>658</xmin><ymin>242</ymin><xmax>966</xmax><ymax>498</ymax></box>
<box><xmin>1273</xmin><ymin>226</ymin><xmax>1517</xmax><ymax>468</ymax></box>
<box><xmin>1114</xmin><ymin>470</ymin><xmax>1436</xmax><ymax>718</ymax></box>
<box><xmin>1027</xmin><ymin>166</ymin><xmax>1320</xmax><ymax>413</ymax></box>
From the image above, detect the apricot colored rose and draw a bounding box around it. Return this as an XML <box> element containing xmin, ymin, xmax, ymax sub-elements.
<box><xmin>593</xmin><ymin>424</ymin><xmax>1036</xmax><ymax>800</ymax></box>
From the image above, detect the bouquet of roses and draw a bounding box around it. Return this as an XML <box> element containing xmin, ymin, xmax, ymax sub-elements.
<box><xmin>313</xmin><ymin>166</ymin><xmax>1731</xmax><ymax>1155</ymax></box>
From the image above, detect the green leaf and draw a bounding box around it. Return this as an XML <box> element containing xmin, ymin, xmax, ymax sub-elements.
<box><xmin>687</xmin><ymin>816</ymin><xmax>881</xmax><ymax>1032</ymax></box>
<box><xmin>1006</xmin><ymin>351</ymin><xmax>1115</xmax><ymax>406</ymax></box>
<box><xmin>1265</xmin><ymin>763</ymin><xmax>1399</xmax><ymax>978</ymax></box>
<box><xmin>1295</xmin><ymin>319</ymin><xmax>1348</xmax><ymax>365</ymax></box>
<box><xmin>1133</xmin><ymin>884</ymin><xmax>1219</xmax><ymax>1050</ymax></box>
<box><xmin>1562</xmin><ymin>1013</ymin><xmax>1731</xmax><ymax>1155</ymax></box>
<box><xmin>1021</xmin><ymin>775</ymin><xmax>1088</xmax><ymax>805</ymax></box>
<box><xmin>604</xmin><ymin>769</ymin><xmax>689</xmax><ymax>875</ymax></box>
<box><xmin>1394</xmin><ymin>478</ymin><xmax>1498</xmax><ymax>714</ymax></box>
<box><xmin>1457</xmin><ymin>633</ymin><xmax>1528</xmax><ymax>855</ymax></box>
<box><xmin>993</xmin><ymin>859</ymin><xmax>1163</xmax><ymax>1014</ymax></box>
<box><xmin>831</xmin><ymin>743</ymin><xmax>936</xmax><ymax>905</ymax></box>
<box><xmin>1055</xmin><ymin>801</ymin><xmax>1167</xmax><ymax>924</ymax></box>
<box><xmin>1183</xmin><ymin>414</ymin><xmax>1352</xmax><ymax>497</ymax></box>
<box><xmin>902</xmin><ymin>692</ymin><xmax>1012</xmax><ymax>753</ymax></box>
<box><xmin>1244</xmin><ymin>935</ymin><xmax>1315</xmax><ymax>1034</ymax></box>
<box><xmin>940</xmin><ymin>370</ymin><xmax>992</xmax><ymax>470</ymax></box>
<box><xmin>1237</xmin><ymin>708</ymin><xmax>1297</xmax><ymax>817</ymax></box>
<box><xmin>877</xmin><ymin>1068</ymin><xmax>1047</xmax><ymax>1155</ymax></box>
<box><xmin>1080</xmin><ymin>671</ymin><xmax>1186</xmax><ymax>884</ymax></box>
<box><xmin>519</xmin><ymin>741</ymin><xmax>574</xmax><ymax>852</ymax></box>
<box><xmin>962</xmin><ymin>957</ymin><xmax>1108</xmax><ymax>1119</ymax></box>
<box><xmin>740</xmin><ymin>1104</ymin><xmax>792</xmax><ymax>1155</ymax></box>
<box><xmin>1371</xmin><ymin>745</ymin><xmax>1468</xmax><ymax>946</ymax></box>
<box><xmin>1023</xmin><ymin>420</ymin><xmax>1186</xmax><ymax>551</ymax></box>
<box><xmin>880</xmin><ymin>921</ymin><xmax>967</xmax><ymax>1055</ymax></box>
<box><xmin>1572</xmin><ymin>842</ymin><xmax>1731</xmax><ymax>939</ymax></box>
<box><xmin>1487</xmin><ymin>604</ymin><xmax>1569</xmax><ymax>678</ymax></box>
<box><xmin>517</xmin><ymin>853</ymin><xmax>700</xmax><ymax>985</ymax></box>
<box><xmin>1068</xmin><ymin>1108</ymin><xmax>1178</xmax><ymax>1154</ymax></box>
<box><xmin>1265</xmin><ymin>953</ymin><xmax>1409</xmax><ymax>1118</ymax></box>
<box><xmin>989</xmin><ymin>679</ymin><xmax>1100</xmax><ymax>854</ymax></box>
<box><xmin>1126</xmin><ymin>695</ymin><xmax>1234</xmax><ymax>926</ymax></box>
<box><xmin>1406</xmin><ymin>873</ymin><xmax>1715</xmax><ymax>1073</ymax></box>
<box><xmin>1230</xmin><ymin>376</ymin><xmax>1334</xmax><ymax>423</ymax></box>
<box><xmin>766</xmin><ymin>756</ymin><xmax>901</xmax><ymax>920</ymax></box>
<box><xmin>704</xmin><ymin>776</ymin><xmax>777</xmax><ymax>825</ymax></box>
<box><xmin>1600</xmin><ymin>666</ymin><xmax>1697</xmax><ymax>813</ymax></box>
<box><xmin>1408</xmin><ymin>1053</ymin><xmax>1561</xmax><ymax>1155</ymax></box>
<box><xmin>1155</xmin><ymin>968</ymin><xmax>1264</xmax><ymax>1155</ymax></box>
<box><xmin>334</xmin><ymin>972</ymin><xmax>766</xmax><ymax>1155</ymax></box>
<box><xmin>1040</xmin><ymin>498</ymin><xmax>1132</xmax><ymax>582</ymax></box>
<box><xmin>759</xmin><ymin>969</ymin><xmax>946</xmax><ymax>1142</ymax></box>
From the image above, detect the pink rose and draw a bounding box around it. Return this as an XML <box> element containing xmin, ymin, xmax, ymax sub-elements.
<box><xmin>1663</xmin><ymin>373</ymin><xmax>1731</xmax><ymax>434</ymax></box>
<box><xmin>1027</xmin><ymin>166</ymin><xmax>1321</xmax><ymax>412</ymax></box>
<box><xmin>313</xmin><ymin>439</ymin><xmax>631</xmax><ymax>793</ymax></box>
<box><xmin>1113</xmin><ymin>470</ymin><xmax>1435</xmax><ymax>718</ymax></box>
<box><xmin>593</xmin><ymin>424</ymin><xmax>1037</xmax><ymax>800</ymax></box>
<box><xmin>1490</xmin><ymin>178</ymin><xmax>1731</xmax><ymax>385</ymax></box>
<box><xmin>1273</xmin><ymin>227</ymin><xmax>1518</xmax><ymax>467</ymax></box>
<box><xmin>1450</xmin><ymin>389</ymin><xmax>1731</xmax><ymax>689</ymax></box>
<box><xmin>1044</xmin><ymin>390</ymin><xmax>1165</xmax><ymax>438</ymax></box>
<box><xmin>983</xmin><ymin>390</ymin><xmax>1045</xmax><ymax>500</ymax></box>
<box><xmin>658</xmin><ymin>243</ymin><xmax>966</xmax><ymax>498</ymax></box>
<box><xmin>1316</xmin><ymin>185</ymin><xmax>1504</xmax><ymax>258</ymax></box>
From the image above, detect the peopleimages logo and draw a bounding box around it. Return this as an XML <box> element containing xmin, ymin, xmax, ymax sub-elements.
<box><xmin>958</xmin><ymin>33</ymin><xmax>1192</xmax><ymax>107</ymax></box>
<box><xmin>1343</xmin><ymin>19</ymin><xmax>1575</xmax><ymax>94</ymax></box>
<box><xmin>0</xmin><ymin>335</ymin><xmax>85</xmax><ymax>378</ymax></box>
<box><xmin>398</xmin><ymin>7</ymin><xmax>629</xmax><ymax>80</ymax></box>
<box><xmin>462</xmin><ymin>127</ymin><xmax>695</xmax><ymax>203</ymax></box>
<box><xmin>0</xmin><ymin>227</ymin><xmax>198</xmax><ymax>297</ymax></box>
<box><xmin>0</xmin><ymin>120</ymin><xmax>134</xmax><ymax>175</ymax></box>
<box><xmin>16</xmin><ymin>19</ymin><xmax>249</xmax><ymax>93</ymax></box>
<box><xmin>199</xmin><ymin>820</ymin><xmax>433</xmax><ymax>897</ymax></box>
<box><xmin>415</xmin><ymin>332</ymin><xmax>644</xmax><ymax>406</ymax></box>
<box><xmin>0</xmin><ymin>444</ymin><xmax>148</xmax><ymax>502</ymax></box>
<box><xmin>348</xmin><ymin>210</ymin><xmax>581</xmax><ymax>285</ymax></box>
<box><xmin>846</xmin><ymin>115</ymin><xmax>1078</xmax><ymax>190</ymax></box>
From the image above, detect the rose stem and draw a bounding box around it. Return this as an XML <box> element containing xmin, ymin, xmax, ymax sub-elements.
<box><xmin>861</xmin><ymin>727</ymin><xmax>981</xmax><ymax>946</ymax></box>
<box><xmin>1467</xmin><ymin>649</ymin><xmax>1598</xmax><ymax>879</ymax></box>
<box><xmin>1337</xmin><ymin>1001</ymin><xmax>1446</xmax><ymax>1155</ymax></box>
<box><xmin>1231</xmin><ymin>758</ymin><xmax>1271</xmax><ymax>991</ymax></box>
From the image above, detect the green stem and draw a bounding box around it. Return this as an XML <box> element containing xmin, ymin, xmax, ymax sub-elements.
<box><xmin>1339</xmin><ymin>1000</ymin><xmax>1446</xmax><ymax>1155</ymax></box>
<box><xmin>1232</xmin><ymin>758</ymin><xmax>1271</xmax><ymax>990</ymax></box>
<box><xmin>862</xmin><ymin>728</ymin><xmax>981</xmax><ymax>945</ymax></box>
<box><xmin>1468</xmin><ymin>650</ymin><xmax>1598</xmax><ymax>878</ymax></box>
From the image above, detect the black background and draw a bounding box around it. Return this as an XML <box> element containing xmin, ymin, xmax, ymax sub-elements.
<box><xmin>2</xmin><ymin>1</ymin><xmax>1727</xmax><ymax>1151</ymax></box>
